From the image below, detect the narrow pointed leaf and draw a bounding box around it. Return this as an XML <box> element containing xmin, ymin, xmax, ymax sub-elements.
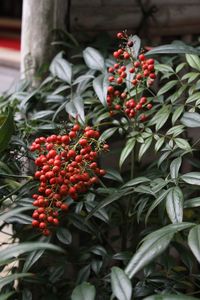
<box><xmin>166</xmin><ymin>187</ymin><xmax>183</xmax><ymax>223</ymax></box>
<box><xmin>188</xmin><ymin>225</ymin><xmax>200</xmax><ymax>263</ymax></box>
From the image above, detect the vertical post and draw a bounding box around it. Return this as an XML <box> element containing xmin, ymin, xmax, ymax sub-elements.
<box><xmin>20</xmin><ymin>0</ymin><xmax>68</xmax><ymax>84</ymax></box>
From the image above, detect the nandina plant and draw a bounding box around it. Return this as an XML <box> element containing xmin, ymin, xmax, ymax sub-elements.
<box><xmin>1</xmin><ymin>30</ymin><xmax>200</xmax><ymax>300</ymax></box>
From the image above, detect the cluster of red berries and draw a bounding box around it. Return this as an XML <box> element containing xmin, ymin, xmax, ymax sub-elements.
<box><xmin>106</xmin><ymin>31</ymin><xmax>155</xmax><ymax>121</ymax></box>
<box><xmin>30</xmin><ymin>124</ymin><xmax>108</xmax><ymax>235</ymax></box>
<box><xmin>107</xmin><ymin>86</ymin><xmax>152</xmax><ymax>121</ymax></box>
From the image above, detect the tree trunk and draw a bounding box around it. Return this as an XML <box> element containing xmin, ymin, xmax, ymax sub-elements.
<box><xmin>20</xmin><ymin>0</ymin><xmax>68</xmax><ymax>85</ymax></box>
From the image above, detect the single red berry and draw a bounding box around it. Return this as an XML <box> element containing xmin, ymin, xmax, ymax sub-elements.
<box><xmin>147</xmin><ymin>103</ymin><xmax>153</xmax><ymax>109</ymax></box>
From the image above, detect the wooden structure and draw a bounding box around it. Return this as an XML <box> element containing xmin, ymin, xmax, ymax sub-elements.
<box><xmin>70</xmin><ymin>0</ymin><xmax>200</xmax><ymax>42</ymax></box>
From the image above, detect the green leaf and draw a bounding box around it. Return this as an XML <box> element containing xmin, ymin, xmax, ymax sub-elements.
<box><xmin>188</xmin><ymin>225</ymin><xmax>200</xmax><ymax>263</ymax></box>
<box><xmin>186</xmin><ymin>92</ymin><xmax>200</xmax><ymax>104</ymax></box>
<box><xmin>0</xmin><ymin>206</ymin><xmax>33</xmax><ymax>222</ymax></box>
<box><xmin>185</xmin><ymin>54</ymin><xmax>200</xmax><ymax>71</ymax></box>
<box><xmin>144</xmin><ymin>294</ymin><xmax>199</xmax><ymax>300</ymax></box>
<box><xmin>0</xmin><ymin>292</ymin><xmax>15</xmax><ymax>300</ymax></box>
<box><xmin>184</xmin><ymin>197</ymin><xmax>200</xmax><ymax>208</ymax></box>
<box><xmin>170</xmin><ymin>157</ymin><xmax>182</xmax><ymax>179</ymax></box>
<box><xmin>119</xmin><ymin>138</ymin><xmax>136</xmax><ymax>168</ymax></box>
<box><xmin>93</xmin><ymin>74</ymin><xmax>108</xmax><ymax>107</ymax></box>
<box><xmin>157</xmin><ymin>80</ymin><xmax>178</xmax><ymax>96</ymax></box>
<box><xmin>174</xmin><ymin>138</ymin><xmax>191</xmax><ymax>150</ymax></box>
<box><xmin>0</xmin><ymin>273</ymin><xmax>32</xmax><ymax>290</ymax></box>
<box><xmin>23</xmin><ymin>249</ymin><xmax>45</xmax><ymax>272</ymax></box>
<box><xmin>83</xmin><ymin>47</ymin><xmax>105</xmax><ymax>71</ymax></box>
<box><xmin>0</xmin><ymin>108</ymin><xmax>14</xmax><ymax>153</ymax></box>
<box><xmin>176</xmin><ymin>62</ymin><xmax>186</xmax><ymax>73</ymax></box>
<box><xmin>56</xmin><ymin>228</ymin><xmax>72</xmax><ymax>245</ymax></box>
<box><xmin>73</xmin><ymin>95</ymin><xmax>85</xmax><ymax>123</ymax></box>
<box><xmin>125</xmin><ymin>223</ymin><xmax>193</xmax><ymax>279</ymax></box>
<box><xmin>155</xmin><ymin>137</ymin><xmax>165</xmax><ymax>152</ymax></box>
<box><xmin>71</xmin><ymin>282</ymin><xmax>96</xmax><ymax>300</ymax></box>
<box><xmin>150</xmin><ymin>105</ymin><xmax>171</xmax><ymax>131</ymax></box>
<box><xmin>166</xmin><ymin>125</ymin><xmax>185</xmax><ymax>137</ymax></box>
<box><xmin>166</xmin><ymin>187</ymin><xmax>183</xmax><ymax>223</ymax></box>
<box><xmin>0</xmin><ymin>242</ymin><xmax>63</xmax><ymax>263</ymax></box>
<box><xmin>182</xmin><ymin>172</ymin><xmax>200</xmax><ymax>185</ymax></box>
<box><xmin>122</xmin><ymin>177</ymin><xmax>150</xmax><ymax>188</ymax></box>
<box><xmin>155</xmin><ymin>64</ymin><xmax>173</xmax><ymax>73</ymax></box>
<box><xmin>146</xmin><ymin>44</ymin><xmax>199</xmax><ymax>56</ymax></box>
<box><xmin>181</xmin><ymin>112</ymin><xmax>200</xmax><ymax>127</ymax></box>
<box><xmin>104</xmin><ymin>168</ymin><xmax>123</xmax><ymax>183</ymax></box>
<box><xmin>172</xmin><ymin>106</ymin><xmax>184</xmax><ymax>125</ymax></box>
<box><xmin>99</xmin><ymin>127</ymin><xmax>117</xmax><ymax>141</ymax></box>
<box><xmin>138</xmin><ymin>137</ymin><xmax>152</xmax><ymax>160</ymax></box>
<box><xmin>145</xmin><ymin>189</ymin><xmax>170</xmax><ymax>223</ymax></box>
<box><xmin>111</xmin><ymin>267</ymin><xmax>132</xmax><ymax>300</ymax></box>
<box><xmin>50</xmin><ymin>53</ymin><xmax>72</xmax><ymax>84</ymax></box>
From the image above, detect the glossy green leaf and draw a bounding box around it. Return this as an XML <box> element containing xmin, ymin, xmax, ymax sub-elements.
<box><xmin>170</xmin><ymin>157</ymin><xmax>182</xmax><ymax>179</ymax></box>
<box><xmin>0</xmin><ymin>242</ymin><xmax>63</xmax><ymax>263</ymax></box>
<box><xmin>0</xmin><ymin>273</ymin><xmax>32</xmax><ymax>289</ymax></box>
<box><xmin>166</xmin><ymin>187</ymin><xmax>183</xmax><ymax>223</ymax></box>
<box><xmin>104</xmin><ymin>168</ymin><xmax>123</xmax><ymax>183</ymax></box>
<box><xmin>0</xmin><ymin>206</ymin><xmax>33</xmax><ymax>222</ymax></box>
<box><xmin>181</xmin><ymin>112</ymin><xmax>200</xmax><ymax>127</ymax></box>
<box><xmin>155</xmin><ymin>64</ymin><xmax>173</xmax><ymax>73</ymax></box>
<box><xmin>174</xmin><ymin>138</ymin><xmax>191</xmax><ymax>150</ymax></box>
<box><xmin>23</xmin><ymin>249</ymin><xmax>45</xmax><ymax>272</ymax></box>
<box><xmin>83</xmin><ymin>47</ymin><xmax>105</xmax><ymax>71</ymax></box>
<box><xmin>181</xmin><ymin>172</ymin><xmax>200</xmax><ymax>185</ymax></box>
<box><xmin>186</xmin><ymin>92</ymin><xmax>200</xmax><ymax>104</ymax></box>
<box><xmin>145</xmin><ymin>189</ymin><xmax>170</xmax><ymax>223</ymax></box>
<box><xmin>155</xmin><ymin>137</ymin><xmax>165</xmax><ymax>152</ymax></box>
<box><xmin>122</xmin><ymin>177</ymin><xmax>150</xmax><ymax>188</ymax></box>
<box><xmin>150</xmin><ymin>105</ymin><xmax>171</xmax><ymax>131</ymax></box>
<box><xmin>184</xmin><ymin>197</ymin><xmax>200</xmax><ymax>208</ymax></box>
<box><xmin>119</xmin><ymin>138</ymin><xmax>136</xmax><ymax>168</ymax></box>
<box><xmin>166</xmin><ymin>125</ymin><xmax>184</xmax><ymax>137</ymax></box>
<box><xmin>99</xmin><ymin>127</ymin><xmax>117</xmax><ymax>141</ymax></box>
<box><xmin>71</xmin><ymin>282</ymin><xmax>96</xmax><ymax>300</ymax></box>
<box><xmin>146</xmin><ymin>44</ymin><xmax>199</xmax><ymax>56</ymax></box>
<box><xmin>188</xmin><ymin>225</ymin><xmax>200</xmax><ymax>263</ymax></box>
<box><xmin>111</xmin><ymin>267</ymin><xmax>132</xmax><ymax>300</ymax></box>
<box><xmin>185</xmin><ymin>54</ymin><xmax>200</xmax><ymax>71</ymax></box>
<box><xmin>93</xmin><ymin>74</ymin><xmax>108</xmax><ymax>107</ymax></box>
<box><xmin>125</xmin><ymin>223</ymin><xmax>193</xmax><ymax>279</ymax></box>
<box><xmin>138</xmin><ymin>137</ymin><xmax>153</xmax><ymax>160</ymax></box>
<box><xmin>50</xmin><ymin>53</ymin><xmax>72</xmax><ymax>84</ymax></box>
<box><xmin>56</xmin><ymin>228</ymin><xmax>72</xmax><ymax>245</ymax></box>
<box><xmin>172</xmin><ymin>106</ymin><xmax>184</xmax><ymax>125</ymax></box>
<box><xmin>157</xmin><ymin>80</ymin><xmax>178</xmax><ymax>96</ymax></box>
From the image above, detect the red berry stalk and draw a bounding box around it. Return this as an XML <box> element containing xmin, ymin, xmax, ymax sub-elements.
<box><xmin>30</xmin><ymin>124</ymin><xmax>109</xmax><ymax>235</ymax></box>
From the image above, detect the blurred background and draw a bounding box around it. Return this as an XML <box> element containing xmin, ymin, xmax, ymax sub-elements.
<box><xmin>0</xmin><ymin>0</ymin><xmax>200</xmax><ymax>92</ymax></box>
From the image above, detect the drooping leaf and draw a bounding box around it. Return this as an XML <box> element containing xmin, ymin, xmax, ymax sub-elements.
<box><xmin>180</xmin><ymin>112</ymin><xmax>200</xmax><ymax>127</ymax></box>
<box><xmin>0</xmin><ymin>292</ymin><xmax>15</xmax><ymax>300</ymax></box>
<box><xmin>188</xmin><ymin>225</ymin><xmax>200</xmax><ymax>263</ymax></box>
<box><xmin>166</xmin><ymin>187</ymin><xmax>183</xmax><ymax>223</ymax></box>
<box><xmin>71</xmin><ymin>282</ymin><xmax>96</xmax><ymax>300</ymax></box>
<box><xmin>0</xmin><ymin>206</ymin><xmax>33</xmax><ymax>222</ymax></box>
<box><xmin>104</xmin><ymin>168</ymin><xmax>123</xmax><ymax>183</ymax></box>
<box><xmin>99</xmin><ymin>127</ymin><xmax>117</xmax><ymax>141</ymax></box>
<box><xmin>182</xmin><ymin>172</ymin><xmax>200</xmax><ymax>185</ymax></box>
<box><xmin>83</xmin><ymin>47</ymin><xmax>105</xmax><ymax>71</ymax></box>
<box><xmin>125</xmin><ymin>223</ymin><xmax>194</xmax><ymax>279</ymax></box>
<box><xmin>111</xmin><ymin>267</ymin><xmax>132</xmax><ymax>300</ymax></box>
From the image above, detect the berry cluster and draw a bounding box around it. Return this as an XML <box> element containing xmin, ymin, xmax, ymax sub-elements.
<box><xmin>30</xmin><ymin>124</ymin><xmax>108</xmax><ymax>235</ymax></box>
<box><xmin>106</xmin><ymin>31</ymin><xmax>155</xmax><ymax>121</ymax></box>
